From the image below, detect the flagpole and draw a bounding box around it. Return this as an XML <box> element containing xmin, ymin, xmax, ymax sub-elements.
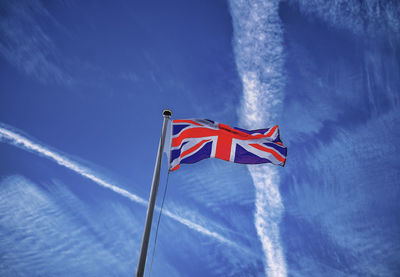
<box><xmin>136</xmin><ymin>109</ymin><xmax>172</xmax><ymax>277</ymax></box>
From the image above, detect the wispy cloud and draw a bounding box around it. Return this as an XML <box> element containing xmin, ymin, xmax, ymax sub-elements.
<box><xmin>0</xmin><ymin>123</ymin><xmax>241</xmax><ymax>249</ymax></box>
<box><xmin>0</xmin><ymin>1</ymin><xmax>72</xmax><ymax>84</ymax></box>
<box><xmin>229</xmin><ymin>0</ymin><xmax>287</xmax><ymax>276</ymax></box>
<box><xmin>289</xmin><ymin>0</ymin><xmax>400</xmax><ymax>38</ymax></box>
<box><xmin>275</xmin><ymin>1</ymin><xmax>400</xmax><ymax>274</ymax></box>
<box><xmin>0</xmin><ymin>175</ymin><xmax>135</xmax><ymax>276</ymax></box>
<box><xmin>283</xmin><ymin>109</ymin><xmax>400</xmax><ymax>276</ymax></box>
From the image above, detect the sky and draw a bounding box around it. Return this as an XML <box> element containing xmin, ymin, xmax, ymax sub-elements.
<box><xmin>0</xmin><ymin>0</ymin><xmax>399</xmax><ymax>276</ymax></box>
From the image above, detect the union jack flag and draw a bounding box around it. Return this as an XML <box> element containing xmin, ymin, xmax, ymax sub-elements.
<box><xmin>169</xmin><ymin>119</ymin><xmax>287</xmax><ymax>171</ymax></box>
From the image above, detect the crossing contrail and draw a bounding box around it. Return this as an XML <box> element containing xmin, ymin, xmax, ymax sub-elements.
<box><xmin>0</xmin><ymin>124</ymin><xmax>237</xmax><ymax>248</ymax></box>
<box><xmin>230</xmin><ymin>0</ymin><xmax>287</xmax><ymax>276</ymax></box>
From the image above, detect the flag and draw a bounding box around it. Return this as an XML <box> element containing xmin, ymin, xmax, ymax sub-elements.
<box><xmin>169</xmin><ymin>119</ymin><xmax>287</xmax><ymax>171</ymax></box>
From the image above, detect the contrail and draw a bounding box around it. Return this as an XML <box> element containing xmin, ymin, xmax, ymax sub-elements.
<box><xmin>0</xmin><ymin>124</ymin><xmax>237</xmax><ymax>248</ymax></box>
<box><xmin>229</xmin><ymin>0</ymin><xmax>287</xmax><ymax>276</ymax></box>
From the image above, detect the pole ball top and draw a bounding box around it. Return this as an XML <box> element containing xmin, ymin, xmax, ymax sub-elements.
<box><xmin>163</xmin><ymin>109</ymin><xmax>172</xmax><ymax>117</ymax></box>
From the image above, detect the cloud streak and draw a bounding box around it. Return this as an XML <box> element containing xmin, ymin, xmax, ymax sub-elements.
<box><xmin>229</xmin><ymin>0</ymin><xmax>287</xmax><ymax>276</ymax></box>
<box><xmin>289</xmin><ymin>0</ymin><xmax>400</xmax><ymax>38</ymax></box>
<box><xmin>0</xmin><ymin>123</ymin><xmax>239</xmax><ymax>249</ymax></box>
<box><xmin>0</xmin><ymin>1</ymin><xmax>72</xmax><ymax>84</ymax></box>
<box><xmin>0</xmin><ymin>175</ymin><xmax>141</xmax><ymax>276</ymax></box>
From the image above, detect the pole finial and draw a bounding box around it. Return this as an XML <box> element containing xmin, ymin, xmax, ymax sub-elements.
<box><xmin>163</xmin><ymin>109</ymin><xmax>172</xmax><ymax>118</ymax></box>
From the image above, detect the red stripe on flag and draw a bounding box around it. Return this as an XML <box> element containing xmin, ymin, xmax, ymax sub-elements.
<box><xmin>180</xmin><ymin>139</ymin><xmax>210</xmax><ymax>157</ymax></box>
<box><xmin>215</xmin><ymin>134</ymin><xmax>232</xmax><ymax>161</ymax></box>
<box><xmin>170</xmin><ymin>164</ymin><xmax>180</xmax><ymax>171</ymax></box>
<box><xmin>265</xmin><ymin>125</ymin><xmax>278</xmax><ymax>137</ymax></box>
<box><xmin>172</xmin><ymin>127</ymin><xmax>218</xmax><ymax>147</ymax></box>
<box><xmin>249</xmin><ymin>143</ymin><xmax>285</xmax><ymax>163</ymax></box>
<box><xmin>172</xmin><ymin>125</ymin><xmax>272</xmax><ymax>148</ymax></box>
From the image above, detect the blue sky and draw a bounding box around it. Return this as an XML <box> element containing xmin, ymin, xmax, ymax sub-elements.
<box><xmin>1</xmin><ymin>1</ymin><xmax>399</xmax><ymax>276</ymax></box>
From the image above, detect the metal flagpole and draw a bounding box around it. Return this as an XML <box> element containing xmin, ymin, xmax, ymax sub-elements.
<box><xmin>136</xmin><ymin>109</ymin><xmax>172</xmax><ymax>277</ymax></box>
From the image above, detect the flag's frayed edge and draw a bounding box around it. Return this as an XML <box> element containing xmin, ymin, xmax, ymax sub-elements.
<box><xmin>229</xmin><ymin>0</ymin><xmax>287</xmax><ymax>276</ymax></box>
<box><xmin>0</xmin><ymin>124</ymin><xmax>240</xmax><ymax>249</ymax></box>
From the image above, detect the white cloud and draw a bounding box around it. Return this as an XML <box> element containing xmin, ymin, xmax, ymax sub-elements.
<box><xmin>283</xmin><ymin>109</ymin><xmax>400</xmax><ymax>276</ymax></box>
<box><xmin>0</xmin><ymin>1</ymin><xmax>72</xmax><ymax>84</ymax></box>
<box><xmin>229</xmin><ymin>0</ymin><xmax>287</xmax><ymax>276</ymax></box>
<box><xmin>0</xmin><ymin>123</ymin><xmax>241</xmax><ymax>249</ymax></box>
<box><xmin>289</xmin><ymin>0</ymin><xmax>400</xmax><ymax>38</ymax></box>
<box><xmin>0</xmin><ymin>175</ymin><xmax>133</xmax><ymax>276</ymax></box>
